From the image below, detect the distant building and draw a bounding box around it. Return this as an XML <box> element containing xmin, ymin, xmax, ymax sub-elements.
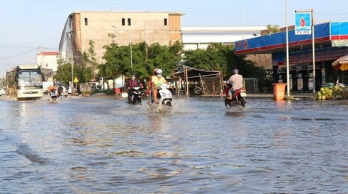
<box><xmin>57</xmin><ymin>11</ymin><xmax>272</xmax><ymax>87</ymax></box>
<box><xmin>181</xmin><ymin>26</ymin><xmax>272</xmax><ymax>69</ymax></box>
<box><xmin>59</xmin><ymin>11</ymin><xmax>183</xmax><ymax>65</ymax></box>
<box><xmin>182</xmin><ymin>26</ymin><xmax>266</xmax><ymax>50</ymax></box>
<box><xmin>36</xmin><ymin>51</ymin><xmax>59</xmax><ymax>72</ymax></box>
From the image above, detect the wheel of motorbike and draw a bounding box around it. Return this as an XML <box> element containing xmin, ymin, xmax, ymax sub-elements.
<box><xmin>241</xmin><ymin>99</ymin><xmax>245</xmax><ymax>107</ymax></box>
<box><xmin>50</xmin><ymin>97</ymin><xmax>57</xmax><ymax>103</ymax></box>
<box><xmin>224</xmin><ymin>98</ymin><xmax>231</xmax><ymax>108</ymax></box>
<box><xmin>165</xmin><ymin>101</ymin><xmax>172</xmax><ymax>107</ymax></box>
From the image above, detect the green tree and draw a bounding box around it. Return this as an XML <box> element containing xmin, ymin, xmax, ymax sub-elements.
<box><xmin>264</xmin><ymin>24</ymin><xmax>280</xmax><ymax>35</ymax></box>
<box><xmin>102</xmin><ymin>40</ymin><xmax>183</xmax><ymax>84</ymax></box>
<box><xmin>183</xmin><ymin>43</ymin><xmax>229</xmax><ymax>73</ymax></box>
<box><xmin>183</xmin><ymin>43</ymin><xmax>266</xmax><ymax>80</ymax></box>
<box><xmin>54</xmin><ymin>62</ymin><xmax>73</xmax><ymax>84</ymax></box>
<box><xmin>145</xmin><ymin>41</ymin><xmax>183</xmax><ymax>79</ymax></box>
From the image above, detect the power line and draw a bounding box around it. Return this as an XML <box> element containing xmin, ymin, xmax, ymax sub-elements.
<box><xmin>0</xmin><ymin>44</ymin><xmax>40</xmax><ymax>49</ymax></box>
<box><xmin>0</xmin><ymin>48</ymin><xmax>39</xmax><ymax>61</ymax></box>
<box><xmin>27</xmin><ymin>0</ymin><xmax>348</xmax><ymax>17</ymax></box>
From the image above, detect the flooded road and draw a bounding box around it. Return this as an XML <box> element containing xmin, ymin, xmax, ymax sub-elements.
<box><xmin>0</xmin><ymin>95</ymin><xmax>347</xmax><ymax>193</ymax></box>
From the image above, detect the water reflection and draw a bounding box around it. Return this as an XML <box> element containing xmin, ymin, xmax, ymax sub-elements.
<box><xmin>0</xmin><ymin>97</ymin><xmax>347</xmax><ymax>193</ymax></box>
<box><xmin>149</xmin><ymin>115</ymin><xmax>163</xmax><ymax>131</ymax></box>
<box><xmin>225</xmin><ymin>111</ymin><xmax>245</xmax><ymax>117</ymax></box>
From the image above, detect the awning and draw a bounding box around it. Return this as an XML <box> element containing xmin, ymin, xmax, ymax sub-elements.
<box><xmin>332</xmin><ymin>55</ymin><xmax>348</xmax><ymax>71</ymax></box>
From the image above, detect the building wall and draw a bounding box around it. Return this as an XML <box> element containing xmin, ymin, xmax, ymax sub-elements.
<box><xmin>69</xmin><ymin>11</ymin><xmax>183</xmax><ymax>64</ymax></box>
<box><xmin>169</xmin><ymin>14</ymin><xmax>182</xmax><ymax>44</ymax></box>
<box><xmin>181</xmin><ymin>26</ymin><xmax>266</xmax><ymax>50</ymax></box>
<box><xmin>36</xmin><ymin>52</ymin><xmax>59</xmax><ymax>72</ymax></box>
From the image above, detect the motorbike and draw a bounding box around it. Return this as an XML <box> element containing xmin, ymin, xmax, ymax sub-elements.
<box><xmin>128</xmin><ymin>86</ymin><xmax>142</xmax><ymax>105</ymax></box>
<box><xmin>149</xmin><ymin>83</ymin><xmax>173</xmax><ymax>111</ymax></box>
<box><xmin>49</xmin><ymin>89</ymin><xmax>58</xmax><ymax>103</ymax></box>
<box><xmin>224</xmin><ymin>86</ymin><xmax>247</xmax><ymax>108</ymax></box>
<box><xmin>158</xmin><ymin>83</ymin><xmax>173</xmax><ymax>107</ymax></box>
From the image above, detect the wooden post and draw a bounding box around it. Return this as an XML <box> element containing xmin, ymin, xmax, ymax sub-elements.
<box><xmin>185</xmin><ymin>67</ymin><xmax>189</xmax><ymax>96</ymax></box>
<box><xmin>213</xmin><ymin>80</ymin><xmax>215</xmax><ymax>94</ymax></box>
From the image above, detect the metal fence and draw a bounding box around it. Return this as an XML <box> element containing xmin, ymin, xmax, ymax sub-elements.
<box><xmin>244</xmin><ymin>78</ymin><xmax>258</xmax><ymax>93</ymax></box>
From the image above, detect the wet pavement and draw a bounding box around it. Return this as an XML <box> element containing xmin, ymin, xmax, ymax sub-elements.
<box><xmin>0</xmin><ymin>95</ymin><xmax>347</xmax><ymax>193</ymax></box>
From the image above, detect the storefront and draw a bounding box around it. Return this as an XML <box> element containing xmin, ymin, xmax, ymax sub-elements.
<box><xmin>235</xmin><ymin>22</ymin><xmax>348</xmax><ymax>92</ymax></box>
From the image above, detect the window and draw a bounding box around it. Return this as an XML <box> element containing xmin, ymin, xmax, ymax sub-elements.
<box><xmin>128</xmin><ymin>18</ymin><xmax>131</xmax><ymax>26</ymax></box>
<box><xmin>84</xmin><ymin>18</ymin><xmax>88</xmax><ymax>26</ymax></box>
<box><xmin>122</xmin><ymin>18</ymin><xmax>125</xmax><ymax>26</ymax></box>
<box><xmin>164</xmin><ymin>18</ymin><xmax>167</xmax><ymax>26</ymax></box>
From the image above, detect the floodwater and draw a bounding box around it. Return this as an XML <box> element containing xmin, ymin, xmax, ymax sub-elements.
<box><xmin>0</xmin><ymin>95</ymin><xmax>347</xmax><ymax>194</ymax></box>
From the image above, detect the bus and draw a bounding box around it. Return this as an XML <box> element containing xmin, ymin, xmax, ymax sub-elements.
<box><xmin>6</xmin><ymin>65</ymin><xmax>44</xmax><ymax>99</ymax></box>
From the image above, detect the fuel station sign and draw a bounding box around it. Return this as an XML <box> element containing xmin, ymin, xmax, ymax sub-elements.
<box><xmin>295</xmin><ymin>12</ymin><xmax>311</xmax><ymax>35</ymax></box>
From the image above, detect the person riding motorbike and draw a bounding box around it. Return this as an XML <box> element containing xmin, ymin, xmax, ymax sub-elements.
<box><xmin>57</xmin><ymin>85</ymin><xmax>63</xmax><ymax>97</ymax></box>
<box><xmin>147</xmin><ymin>68</ymin><xmax>158</xmax><ymax>101</ymax></box>
<box><xmin>48</xmin><ymin>85</ymin><xmax>56</xmax><ymax>98</ymax></box>
<box><xmin>226</xmin><ymin>68</ymin><xmax>243</xmax><ymax>100</ymax></box>
<box><xmin>151</xmin><ymin>69</ymin><xmax>168</xmax><ymax>104</ymax></box>
<box><xmin>127</xmin><ymin>74</ymin><xmax>142</xmax><ymax>103</ymax></box>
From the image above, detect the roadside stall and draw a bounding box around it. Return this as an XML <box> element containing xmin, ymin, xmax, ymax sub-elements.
<box><xmin>313</xmin><ymin>56</ymin><xmax>348</xmax><ymax>100</ymax></box>
<box><xmin>171</xmin><ymin>65</ymin><xmax>223</xmax><ymax>96</ymax></box>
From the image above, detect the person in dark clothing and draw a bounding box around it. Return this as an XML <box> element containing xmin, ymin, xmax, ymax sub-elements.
<box><xmin>57</xmin><ymin>85</ymin><xmax>63</xmax><ymax>97</ymax></box>
<box><xmin>127</xmin><ymin>74</ymin><xmax>142</xmax><ymax>102</ymax></box>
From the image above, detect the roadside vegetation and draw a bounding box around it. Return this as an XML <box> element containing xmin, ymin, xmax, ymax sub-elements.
<box><xmin>55</xmin><ymin>38</ymin><xmax>272</xmax><ymax>93</ymax></box>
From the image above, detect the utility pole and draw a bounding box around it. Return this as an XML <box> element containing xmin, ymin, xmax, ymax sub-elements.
<box><xmin>285</xmin><ymin>0</ymin><xmax>290</xmax><ymax>97</ymax></box>
<box><xmin>39</xmin><ymin>47</ymin><xmax>44</xmax><ymax>67</ymax></box>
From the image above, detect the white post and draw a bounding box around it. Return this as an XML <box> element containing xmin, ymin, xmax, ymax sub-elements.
<box><xmin>285</xmin><ymin>0</ymin><xmax>290</xmax><ymax>97</ymax></box>
<box><xmin>311</xmin><ymin>10</ymin><xmax>316</xmax><ymax>93</ymax></box>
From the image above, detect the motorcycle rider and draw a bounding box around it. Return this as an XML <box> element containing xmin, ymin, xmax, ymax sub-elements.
<box><xmin>47</xmin><ymin>85</ymin><xmax>56</xmax><ymax>98</ymax></box>
<box><xmin>148</xmin><ymin>68</ymin><xmax>158</xmax><ymax>102</ymax></box>
<box><xmin>127</xmin><ymin>74</ymin><xmax>142</xmax><ymax>103</ymax></box>
<box><xmin>151</xmin><ymin>69</ymin><xmax>168</xmax><ymax>104</ymax></box>
<box><xmin>227</xmin><ymin>68</ymin><xmax>243</xmax><ymax>100</ymax></box>
<box><xmin>57</xmin><ymin>85</ymin><xmax>63</xmax><ymax>97</ymax></box>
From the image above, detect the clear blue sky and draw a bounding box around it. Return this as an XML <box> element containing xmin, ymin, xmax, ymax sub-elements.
<box><xmin>1</xmin><ymin>0</ymin><xmax>348</xmax><ymax>76</ymax></box>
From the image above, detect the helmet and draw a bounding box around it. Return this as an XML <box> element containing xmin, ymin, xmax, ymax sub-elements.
<box><xmin>156</xmin><ymin>69</ymin><xmax>163</xmax><ymax>75</ymax></box>
<box><xmin>233</xmin><ymin>68</ymin><xmax>239</xmax><ymax>74</ymax></box>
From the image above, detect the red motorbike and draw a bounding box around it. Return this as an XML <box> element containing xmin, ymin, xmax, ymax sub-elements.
<box><xmin>224</xmin><ymin>86</ymin><xmax>247</xmax><ymax>108</ymax></box>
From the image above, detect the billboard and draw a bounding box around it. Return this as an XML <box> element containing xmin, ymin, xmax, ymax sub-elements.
<box><xmin>295</xmin><ymin>12</ymin><xmax>311</xmax><ymax>35</ymax></box>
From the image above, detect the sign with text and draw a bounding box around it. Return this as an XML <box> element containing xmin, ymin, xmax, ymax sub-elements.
<box><xmin>308</xmin><ymin>78</ymin><xmax>314</xmax><ymax>90</ymax></box>
<box><xmin>295</xmin><ymin>12</ymin><xmax>311</xmax><ymax>35</ymax></box>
